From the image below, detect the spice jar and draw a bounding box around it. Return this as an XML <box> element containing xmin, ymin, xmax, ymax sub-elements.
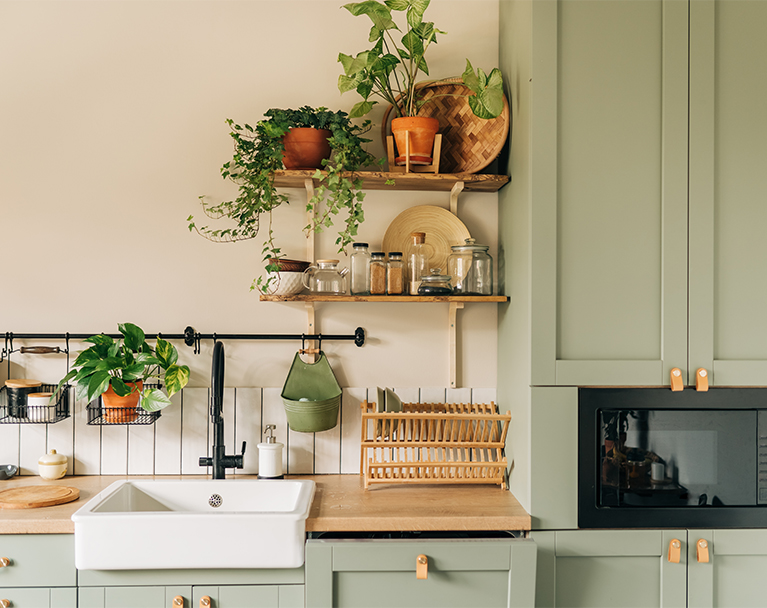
<box><xmin>406</xmin><ymin>232</ymin><xmax>428</xmax><ymax>295</ymax></box>
<box><xmin>417</xmin><ymin>268</ymin><xmax>453</xmax><ymax>296</ymax></box>
<box><xmin>387</xmin><ymin>252</ymin><xmax>404</xmax><ymax>295</ymax></box>
<box><xmin>370</xmin><ymin>252</ymin><xmax>387</xmax><ymax>295</ymax></box>
<box><xmin>349</xmin><ymin>242</ymin><xmax>371</xmax><ymax>295</ymax></box>
<box><xmin>448</xmin><ymin>238</ymin><xmax>493</xmax><ymax>295</ymax></box>
<box><xmin>5</xmin><ymin>379</ymin><xmax>42</xmax><ymax>420</ymax></box>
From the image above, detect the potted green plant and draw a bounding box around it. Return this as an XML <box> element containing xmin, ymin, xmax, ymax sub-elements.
<box><xmin>338</xmin><ymin>0</ymin><xmax>505</xmax><ymax>164</ymax></box>
<box><xmin>55</xmin><ymin>323</ymin><xmax>190</xmax><ymax>423</ymax></box>
<box><xmin>188</xmin><ymin>106</ymin><xmax>379</xmax><ymax>293</ymax></box>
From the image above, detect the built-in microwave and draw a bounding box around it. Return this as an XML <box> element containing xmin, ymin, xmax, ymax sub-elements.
<box><xmin>578</xmin><ymin>387</ymin><xmax>767</xmax><ymax>528</ymax></box>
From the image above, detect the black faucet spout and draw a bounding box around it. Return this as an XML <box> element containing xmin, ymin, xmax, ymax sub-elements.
<box><xmin>198</xmin><ymin>341</ymin><xmax>246</xmax><ymax>479</ymax></box>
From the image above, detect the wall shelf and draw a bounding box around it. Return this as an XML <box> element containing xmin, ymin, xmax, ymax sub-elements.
<box><xmin>272</xmin><ymin>170</ymin><xmax>509</xmax><ymax>193</ymax></box>
<box><xmin>260</xmin><ymin>295</ymin><xmax>509</xmax><ymax>303</ymax></box>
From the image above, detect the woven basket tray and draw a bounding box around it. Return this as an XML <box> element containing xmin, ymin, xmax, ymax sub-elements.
<box><xmin>381</xmin><ymin>77</ymin><xmax>510</xmax><ymax>174</ymax></box>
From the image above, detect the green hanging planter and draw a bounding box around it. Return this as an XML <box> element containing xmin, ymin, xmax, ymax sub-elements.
<box><xmin>281</xmin><ymin>352</ymin><xmax>342</xmax><ymax>433</ymax></box>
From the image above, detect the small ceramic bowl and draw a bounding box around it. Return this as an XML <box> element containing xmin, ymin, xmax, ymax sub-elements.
<box><xmin>267</xmin><ymin>272</ymin><xmax>305</xmax><ymax>296</ymax></box>
<box><xmin>38</xmin><ymin>449</ymin><xmax>68</xmax><ymax>480</ymax></box>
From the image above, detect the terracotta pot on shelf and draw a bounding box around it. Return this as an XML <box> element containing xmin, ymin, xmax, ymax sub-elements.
<box><xmin>391</xmin><ymin>116</ymin><xmax>439</xmax><ymax>165</ymax></box>
<box><xmin>282</xmin><ymin>128</ymin><xmax>332</xmax><ymax>170</ymax></box>
<box><xmin>101</xmin><ymin>381</ymin><xmax>142</xmax><ymax>423</ymax></box>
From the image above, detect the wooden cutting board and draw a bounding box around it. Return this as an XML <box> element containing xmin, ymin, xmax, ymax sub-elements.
<box><xmin>0</xmin><ymin>485</ymin><xmax>80</xmax><ymax>509</ymax></box>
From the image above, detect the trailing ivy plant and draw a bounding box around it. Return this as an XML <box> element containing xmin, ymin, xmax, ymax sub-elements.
<box><xmin>338</xmin><ymin>0</ymin><xmax>504</xmax><ymax>120</ymax></box>
<box><xmin>188</xmin><ymin>106</ymin><xmax>380</xmax><ymax>293</ymax></box>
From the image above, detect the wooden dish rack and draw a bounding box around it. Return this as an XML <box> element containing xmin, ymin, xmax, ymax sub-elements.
<box><xmin>360</xmin><ymin>400</ymin><xmax>510</xmax><ymax>489</ymax></box>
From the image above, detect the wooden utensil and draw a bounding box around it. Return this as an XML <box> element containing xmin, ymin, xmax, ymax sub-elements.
<box><xmin>0</xmin><ymin>485</ymin><xmax>79</xmax><ymax>509</ymax></box>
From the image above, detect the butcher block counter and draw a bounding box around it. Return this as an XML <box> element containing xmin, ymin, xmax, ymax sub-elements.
<box><xmin>0</xmin><ymin>474</ymin><xmax>531</xmax><ymax>534</ymax></box>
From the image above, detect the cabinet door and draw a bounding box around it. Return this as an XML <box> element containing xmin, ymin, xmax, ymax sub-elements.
<box><xmin>305</xmin><ymin>539</ymin><xmax>536</xmax><ymax>608</ymax></box>
<box><xmin>193</xmin><ymin>585</ymin><xmax>295</xmax><ymax>608</ymax></box>
<box><xmin>530</xmin><ymin>0</ymin><xmax>689</xmax><ymax>386</ymax></box>
<box><xmin>532</xmin><ymin>530</ymin><xmax>687</xmax><ymax>608</ymax></box>
<box><xmin>687</xmin><ymin>529</ymin><xmax>767</xmax><ymax>608</ymax></box>
<box><xmin>688</xmin><ymin>0</ymin><xmax>767</xmax><ymax>385</ymax></box>
<box><xmin>0</xmin><ymin>587</ymin><xmax>77</xmax><ymax>608</ymax></box>
<box><xmin>79</xmin><ymin>586</ymin><xmax>191</xmax><ymax>608</ymax></box>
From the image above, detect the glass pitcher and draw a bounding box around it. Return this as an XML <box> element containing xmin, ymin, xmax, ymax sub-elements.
<box><xmin>302</xmin><ymin>259</ymin><xmax>349</xmax><ymax>295</ymax></box>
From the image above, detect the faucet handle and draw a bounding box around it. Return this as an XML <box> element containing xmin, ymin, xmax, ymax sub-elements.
<box><xmin>241</xmin><ymin>441</ymin><xmax>247</xmax><ymax>456</ymax></box>
<box><xmin>199</xmin><ymin>456</ymin><xmax>213</xmax><ymax>467</ymax></box>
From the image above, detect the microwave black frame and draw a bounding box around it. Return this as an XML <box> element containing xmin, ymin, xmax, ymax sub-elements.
<box><xmin>578</xmin><ymin>387</ymin><xmax>767</xmax><ymax>529</ymax></box>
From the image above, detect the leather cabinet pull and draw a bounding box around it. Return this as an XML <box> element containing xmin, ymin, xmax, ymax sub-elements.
<box><xmin>172</xmin><ymin>596</ymin><xmax>184</xmax><ymax>607</ymax></box>
<box><xmin>416</xmin><ymin>554</ymin><xmax>428</xmax><ymax>580</ymax></box>
<box><xmin>668</xmin><ymin>538</ymin><xmax>681</xmax><ymax>563</ymax></box>
<box><xmin>200</xmin><ymin>596</ymin><xmax>211</xmax><ymax>608</ymax></box>
<box><xmin>0</xmin><ymin>600</ymin><xmax>10</xmax><ymax>608</ymax></box>
<box><xmin>696</xmin><ymin>368</ymin><xmax>709</xmax><ymax>391</ymax></box>
<box><xmin>0</xmin><ymin>558</ymin><xmax>9</xmax><ymax>567</ymax></box>
<box><xmin>697</xmin><ymin>539</ymin><xmax>710</xmax><ymax>563</ymax></box>
<box><xmin>670</xmin><ymin>368</ymin><xmax>684</xmax><ymax>391</ymax></box>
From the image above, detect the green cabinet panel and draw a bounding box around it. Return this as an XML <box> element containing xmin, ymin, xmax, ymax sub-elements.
<box><xmin>0</xmin><ymin>535</ymin><xmax>76</xmax><ymax>588</ymax></box>
<box><xmin>528</xmin><ymin>0</ymin><xmax>689</xmax><ymax>387</ymax></box>
<box><xmin>305</xmin><ymin>538</ymin><xmax>537</xmax><ymax>608</ymax></box>
<box><xmin>79</xmin><ymin>586</ymin><xmax>191</xmax><ymax>608</ymax></box>
<box><xmin>0</xmin><ymin>587</ymin><xmax>77</xmax><ymax>608</ymax></box>
<box><xmin>194</xmin><ymin>585</ymin><xmax>284</xmax><ymax>608</ymax></box>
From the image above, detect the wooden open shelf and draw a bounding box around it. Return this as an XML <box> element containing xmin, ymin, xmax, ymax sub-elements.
<box><xmin>272</xmin><ymin>170</ymin><xmax>509</xmax><ymax>193</ymax></box>
<box><xmin>260</xmin><ymin>294</ymin><xmax>509</xmax><ymax>303</ymax></box>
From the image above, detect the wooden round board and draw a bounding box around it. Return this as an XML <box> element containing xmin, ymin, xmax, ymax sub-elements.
<box><xmin>0</xmin><ymin>485</ymin><xmax>80</xmax><ymax>509</ymax></box>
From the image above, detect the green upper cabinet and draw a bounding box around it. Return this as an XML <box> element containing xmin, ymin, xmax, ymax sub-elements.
<box><xmin>527</xmin><ymin>0</ymin><xmax>767</xmax><ymax>387</ymax></box>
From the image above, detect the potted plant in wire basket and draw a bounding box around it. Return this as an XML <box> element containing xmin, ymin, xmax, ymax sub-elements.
<box><xmin>338</xmin><ymin>0</ymin><xmax>505</xmax><ymax>166</ymax></box>
<box><xmin>188</xmin><ymin>106</ymin><xmax>380</xmax><ymax>293</ymax></box>
<box><xmin>54</xmin><ymin>323</ymin><xmax>190</xmax><ymax>423</ymax></box>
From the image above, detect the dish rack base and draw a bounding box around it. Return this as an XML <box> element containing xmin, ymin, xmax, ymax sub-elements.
<box><xmin>360</xmin><ymin>400</ymin><xmax>510</xmax><ymax>490</ymax></box>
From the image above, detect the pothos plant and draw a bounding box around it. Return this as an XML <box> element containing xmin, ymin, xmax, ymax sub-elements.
<box><xmin>54</xmin><ymin>323</ymin><xmax>190</xmax><ymax>412</ymax></box>
<box><xmin>188</xmin><ymin>106</ymin><xmax>380</xmax><ymax>293</ymax></box>
<box><xmin>338</xmin><ymin>0</ymin><xmax>505</xmax><ymax>120</ymax></box>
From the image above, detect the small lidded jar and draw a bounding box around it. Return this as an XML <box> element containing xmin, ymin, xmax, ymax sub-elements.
<box><xmin>387</xmin><ymin>252</ymin><xmax>404</xmax><ymax>295</ymax></box>
<box><xmin>38</xmin><ymin>449</ymin><xmax>68</xmax><ymax>480</ymax></box>
<box><xmin>5</xmin><ymin>379</ymin><xmax>42</xmax><ymax>420</ymax></box>
<box><xmin>417</xmin><ymin>268</ymin><xmax>453</xmax><ymax>296</ymax></box>
<box><xmin>448</xmin><ymin>238</ymin><xmax>493</xmax><ymax>295</ymax></box>
<box><xmin>349</xmin><ymin>242</ymin><xmax>372</xmax><ymax>296</ymax></box>
<box><xmin>370</xmin><ymin>252</ymin><xmax>387</xmax><ymax>295</ymax></box>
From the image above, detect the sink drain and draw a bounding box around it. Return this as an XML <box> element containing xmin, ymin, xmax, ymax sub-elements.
<box><xmin>208</xmin><ymin>493</ymin><xmax>223</xmax><ymax>508</ymax></box>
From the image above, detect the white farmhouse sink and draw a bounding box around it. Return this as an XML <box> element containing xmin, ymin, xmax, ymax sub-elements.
<box><xmin>72</xmin><ymin>479</ymin><xmax>316</xmax><ymax>570</ymax></box>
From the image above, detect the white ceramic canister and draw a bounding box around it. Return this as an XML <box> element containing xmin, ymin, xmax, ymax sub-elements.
<box><xmin>26</xmin><ymin>392</ymin><xmax>55</xmax><ymax>423</ymax></box>
<box><xmin>257</xmin><ymin>424</ymin><xmax>284</xmax><ymax>479</ymax></box>
<box><xmin>38</xmin><ymin>449</ymin><xmax>68</xmax><ymax>480</ymax></box>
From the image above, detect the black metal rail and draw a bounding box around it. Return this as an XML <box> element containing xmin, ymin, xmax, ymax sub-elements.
<box><xmin>1</xmin><ymin>326</ymin><xmax>365</xmax><ymax>362</ymax></box>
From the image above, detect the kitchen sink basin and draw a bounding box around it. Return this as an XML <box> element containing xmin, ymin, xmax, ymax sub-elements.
<box><xmin>72</xmin><ymin>479</ymin><xmax>316</xmax><ymax>570</ymax></box>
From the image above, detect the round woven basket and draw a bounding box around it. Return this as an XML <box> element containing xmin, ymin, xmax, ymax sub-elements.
<box><xmin>382</xmin><ymin>77</ymin><xmax>510</xmax><ymax>174</ymax></box>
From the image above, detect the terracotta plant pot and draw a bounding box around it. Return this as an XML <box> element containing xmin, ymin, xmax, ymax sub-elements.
<box><xmin>282</xmin><ymin>128</ymin><xmax>332</xmax><ymax>170</ymax></box>
<box><xmin>101</xmin><ymin>380</ymin><xmax>143</xmax><ymax>423</ymax></box>
<box><xmin>391</xmin><ymin>116</ymin><xmax>439</xmax><ymax>165</ymax></box>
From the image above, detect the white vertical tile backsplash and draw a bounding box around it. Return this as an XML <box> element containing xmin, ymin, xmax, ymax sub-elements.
<box><xmin>5</xmin><ymin>387</ymin><xmax>498</xmax><ymax>476</ymax></box>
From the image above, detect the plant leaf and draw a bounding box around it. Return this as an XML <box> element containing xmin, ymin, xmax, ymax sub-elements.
<box><xmin>119</xmin><ymin>322</ymin><xmax>145</xmax><ymax>352</ymax></box>
<box><xmin>87</xmin><ymin>371</ymin><xmax>111</xmax><ymax>403</ymax></box>
<box><xmin>164</xmin><ymin>364</ymin><xmax>190</xmax><ymax>397</ymax></box>
<box><xmin>140</xmin><ymin>388</ymin><xmax>172</xmax><ymax>413</ymax></box>
<box><xmin>110</xmin><ymin>377</ymin><xmax>135</xmax><ymax>397</ymax></box>
<box><xmin>155</xmin><ymin>337</ymin><xmax>178</xmax><ymax>368</ymax></box>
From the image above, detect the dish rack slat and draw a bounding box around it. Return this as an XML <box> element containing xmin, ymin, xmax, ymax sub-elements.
<box><xmin>360</xmin><ymin>400</ymin><xmax>510</xmax><ymax>489</ymax></box>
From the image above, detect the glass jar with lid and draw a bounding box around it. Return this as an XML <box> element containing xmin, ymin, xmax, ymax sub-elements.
<box><xmin>448</xmin><ymin>238</ymin><xmax>493</xmax><ymax>295</ymax></box>
<box><xmin>417</xmin><ymin>268</ymin><xmax>452</xmax><ymax>296</ymax></box>
<box><xmin>370</xmin><ymin>252</ymin><xmax>387</xmax><ymax>295</ymax></box>
<box><xmin>349</xmin><ymin>242</ymin><xmax>371</xmax><ymax>295</ymax></box>
<box><xmin>387</xmin><ymin>252</ymin><xmax>404</xmax><ymax>295</ymax></box>
<box><xmin>406</xmin><ymin>232</ymin><xmax>428</xmax><ymax>295</ymax></box>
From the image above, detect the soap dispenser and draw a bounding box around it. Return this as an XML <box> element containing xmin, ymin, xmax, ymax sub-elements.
<box><xmin>258</xmin><ymin>424</ymin><xmax>284</xmax><ymax>479</ymax></box>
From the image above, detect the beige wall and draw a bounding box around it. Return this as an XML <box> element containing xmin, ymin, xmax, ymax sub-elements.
<box><xmin>0</xmin><ymin>0</ymin><xmax>501</xmax><ymax>390</ymax></box>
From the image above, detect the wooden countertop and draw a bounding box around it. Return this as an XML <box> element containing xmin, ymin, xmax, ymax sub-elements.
<box><xmin>0</xmin><ymin>475</ymin><xmax>530</xmax><ymax>534</ymax></box>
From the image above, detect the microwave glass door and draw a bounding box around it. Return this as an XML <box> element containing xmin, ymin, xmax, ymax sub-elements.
<box><xmin>599</xmin><ymin>409</ymin><xmax>757</xmax><ymax>508</ymax></box>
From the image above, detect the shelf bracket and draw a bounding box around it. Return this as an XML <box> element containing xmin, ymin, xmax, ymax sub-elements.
<box><xmin>449</xmin><ymin>181</ymin><xmax>464</xmax><ymax>216</ymax></box>
<box><xmin>449</xmin><ymin>301</ymin><xmax>464</xmax><ymax>388</ymax></box>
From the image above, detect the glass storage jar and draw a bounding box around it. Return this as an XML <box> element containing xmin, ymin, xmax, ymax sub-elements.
<box><xmin>406</xmin><ymin>232</ymin><xmax>428</xmax><ymax>295</ymax></box>
<box><xmin>448</xmin><ymin>238</ymin><xmax>493</xmax><ymax>295</ymax></box>
<box><xmin>417</xmin><ymin>268</ymin><xmax>453</xmax><ymax>296</ymax></box>
<box><xmin>349</xmin><ymin>242</ymin><xmax>371</xmax><ymax>295</ymax></box>
<box><xmin>370</xmin><ymin>252</ymin><xmax>387</xmax><ymax>295</ymax></box>
<box><xmin>387</xmin><ymin>252</ymin><xmax>404</xmax><ymax>295</ymax></box>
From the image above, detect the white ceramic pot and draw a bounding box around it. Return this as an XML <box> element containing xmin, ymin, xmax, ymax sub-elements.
<box><xmin>268</xmin><ymin>271</ymin><xmax>305</xmax><ymax>296</ymax></box>
<box><xmin>38</xmin><ymin>449</ymin><xmax>68</xmax><ymax>480</ymax></box>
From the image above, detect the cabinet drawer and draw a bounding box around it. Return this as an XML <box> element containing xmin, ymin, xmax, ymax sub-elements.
<box><xmin>331</xmin><ymin>539</ymin><xmax>513</xmax><ymax>572</ymax></box>
<box><xmin>0</xmin><ymin>535</ymin><xmax>76</xmax><ymax>587</ymax></box>
<box><xmin>0</xmin><ymin>586</ymin><xmax>77</xmax><ymax>608</ymax></box>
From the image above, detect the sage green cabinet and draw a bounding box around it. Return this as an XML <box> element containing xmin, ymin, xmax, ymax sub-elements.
<box><xmin>79</xmin><ymin>584</ymin><xmax>302</xmax><ymax>608</ymax></box>
<box><xmin>0</xmin><ymin>587</ymin><xmax>77</xmax><ymax>608</ymax></box>
<box><xmin>78</xmin><ymin>586</ymin><xmax>191</xmax><ymax>608</ymax></box>
<box><xmin>533</xmin><ymin>529</ymin><xmax>767</xmax><ymax>608</ymax></box>
<box><xmin>522</xmin><ymin>0</ymin><xmax>767</xmax><ymax>387</ymax></box>
<box><xmin>305</xmin><ymin>538</ymin><xmax>537</xmax><ymax>608</ymax></box>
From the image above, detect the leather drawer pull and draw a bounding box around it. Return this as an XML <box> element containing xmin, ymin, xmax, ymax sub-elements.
<box><xmin>696</xmin><ymin>368</ymin><xmax>709</xmax><ymax>391</ymax></box>
<box><xmin>670</xmin><ymin>368</ymin><xmax>684</xmax><ymax>391</ymax></box>
<box><xmin>416</xmin><ymin>554</ymin><xmax>428</xmax><ymax>580</ymax></box>
<box><xmin>668</xmin><ymin>538</ymin><xmax>681</xmax><ymax>563</ymax></box>
<box><xmin>200</xmin><ymin>596</ymin><xmax>211</xmax><ymax>608</ymax></box>
<box><xmin>173</xmin><ymin>596</ymin><xmax>184</xmax><ymax>607</ymax></box>
<box><xmin>0</xmin><ymin>558</ymin><xmax>9</xmax><ymax>567</ymax></box>
<box><xmin>0</xmin><ymin>600</ymin><xmax>10</xmax><ymax>608</ymax></box>
<box><xmin>697</xmin><ymin>539</ymin><xmax>710</xmax><ymax>563</ymax></box>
